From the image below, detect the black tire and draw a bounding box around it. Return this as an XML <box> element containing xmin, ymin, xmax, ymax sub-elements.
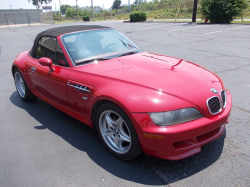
<box><xmin>14</xmin><ymin>68</ymin><xmax>36</xmax><ymax>101</ymax></box>
<box><xmin>95</xmin><ymin>102</ymin><xmax>142</xmax><ymax>160</ymax></box>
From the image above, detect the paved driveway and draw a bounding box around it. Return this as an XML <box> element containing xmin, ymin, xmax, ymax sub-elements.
<box><xmin>0</xmin><ymin>21</ymin><xmax>249</xmax><ymax>187</ymax></box>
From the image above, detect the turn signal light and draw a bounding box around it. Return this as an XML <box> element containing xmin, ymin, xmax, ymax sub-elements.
<box><xmin>144</xmin><ymin>133</ymin><xmax>164</xmax><ymax>140</ymax></box>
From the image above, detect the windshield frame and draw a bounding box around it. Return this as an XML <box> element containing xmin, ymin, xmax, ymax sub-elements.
<box><xmin>60</xmin><ymin>28</ymin><xmax>143</xmax><ymax>66</ymax></box>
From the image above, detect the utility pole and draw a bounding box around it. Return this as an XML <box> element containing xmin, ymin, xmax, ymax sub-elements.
<box><xmin>91</xmin><ymin>0</ymin><xmax>94</xmax><ymax>21</ymax></box>
<box><xmin>192</xmin><ymin>0</ymin><xmax>198</xmax><ymax>22</ymax></box>
<box><xmin>59</xmin><ymin>0</ymin><xmax>61</xmax><ymax>18</ymax></box>
<box><xmin>9</xmin><ymin>5</ymin><xmax>12</xmax><ymax>9</ymax></box>
<box><xmin>76</xmin><ymin>0</ymin><xmax>78</xmax><ymax>21</ymax></box>
<box><xmin>128</xmin><ymin>0</ymin><xmax>130</xmax><ymax>12</ymax></box>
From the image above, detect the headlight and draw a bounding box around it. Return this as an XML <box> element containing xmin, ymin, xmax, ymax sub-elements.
<box><xmin>149</xmin><ymin>108</ymin><xmax>203</xmax><ymax>126</ymax></box>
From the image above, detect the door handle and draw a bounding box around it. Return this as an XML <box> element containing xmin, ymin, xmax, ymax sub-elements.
<box><xmin>31</xmin><ymin>67</ymin><xmax>36</xmax><ymax>72</ymax></box>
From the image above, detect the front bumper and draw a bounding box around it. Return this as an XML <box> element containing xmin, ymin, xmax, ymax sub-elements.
<box><xmin>130</xmin><ymin>90</ymin><xmax>232</xmax><ymax>160</ymax></box>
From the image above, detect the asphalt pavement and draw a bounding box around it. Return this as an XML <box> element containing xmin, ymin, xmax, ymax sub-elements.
<box><xmin>0</xmin><ymin>20</ymin><xmax>250</xmax><ymax>187</ymax></box>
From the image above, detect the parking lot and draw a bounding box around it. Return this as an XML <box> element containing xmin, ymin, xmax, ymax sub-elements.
<box><xmin>0</xmin><ymin>21</ymin><xmax>249</xmax><ymax>187</ymax></box>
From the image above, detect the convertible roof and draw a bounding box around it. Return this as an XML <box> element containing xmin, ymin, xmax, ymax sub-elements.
<box><xmin>29</xmin><ymin>25</ymin><xmax>110</xmax><ymax>58</ymax></box>
<box><xmin>37</xmin><ymin>25</ymin><xmax>110</xmax><ymax>38</ymax></box>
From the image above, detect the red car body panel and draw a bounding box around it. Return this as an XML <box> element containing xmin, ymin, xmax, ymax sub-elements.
<box><xmin>12</xmin><ymin>31</ymin><xmax>232</xmax><ymax>160</ymax></box>
<box><xmin>74</xmin><ymin>52</ymin><xmax>225</xmax><ymax>116</ymax></box>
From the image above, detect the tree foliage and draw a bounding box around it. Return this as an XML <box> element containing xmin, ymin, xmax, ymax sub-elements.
<box><xmin>112</xmin><ymin>0</ymin><xmax>121</xmax><ymax>9</ymax></box>
<box><xmin>200</xmin><ymin>0</ymin><xmax>248</xmax><ymax>23</ymax></box>
<box><xmin>65</xmin><ymin>8</ymin><xmax>77</xmax><ymax>18</ymax></box>
<box><xmin>132</xmin><ymin>0</ymin><xmax>147</xmax><ymax>7</ymax></box>
<box><xmin>60</xmin><ymin>4</ymin><xmax>71</xmax><ymax>14</ymax></box>
<box><xmin>65</xmin><ymin>8</ymin><xmax>92</xmax><ymax>18</ymax></box>
<box><xmin>27</xmin><ymin>0</ymin><xmax>52</xmax><ymax>9</ymax></box>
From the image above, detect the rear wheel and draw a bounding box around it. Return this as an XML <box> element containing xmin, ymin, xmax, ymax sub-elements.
<box><xmin>96</xmin><ymin>103</ymin><xmax>142</xmax><ymax>160</ymax></box>
<box><xmin>14</xmin><ymin>68</ymin><xmax>36</xmax><ymax>101</ymax></box>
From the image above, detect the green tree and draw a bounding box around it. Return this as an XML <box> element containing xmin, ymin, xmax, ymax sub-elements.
<box><xmin>65</xmin><ymin>8</ymin><xmax>77</xmax><ymax>18</ymax></box>
<box><xmin>77</xmin><ymin>9</ymin><xmax>91</xmax><ymax>17</ymax></box>
<box><xmin>200</xmin><ymin>0</ymin><xmax>248</xmax><ymax>23</ymax></box>
<box><xmin>27</xmin><ymin>0</ymin><xmax>52</xmax><ymax>9</ymax></box>
<box><xmin>112</xmin><ymin>0</ymin><xmax>121</xmax><ymax>9</ymax></box>
<box><xmin>60</xmin><ymin>4</ymin><xmax>71</xmax><ymax>14</ymax></box>
<box><xmin>53</xmin><ymin>11</ymin><xmax>59</xmax><ymax>18</ymax></box>
<box><xmin>132</xmin><ymin>0</ymin><xmax>146</xmax><ymax>6</ymax></box>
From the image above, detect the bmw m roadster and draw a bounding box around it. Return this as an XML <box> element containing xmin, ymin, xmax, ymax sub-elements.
<box><xmin>12</xmin><ymin>25</ymin><xmax>232</xmax><ymax>160</ymax></box>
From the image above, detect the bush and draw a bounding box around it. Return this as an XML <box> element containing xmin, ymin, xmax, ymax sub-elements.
<box><xmin>83</xmin><ymin>15</ymin><xmax>90</xmax><ymax>21</ymax></box>
<box><xmin>130</xmin><ymin>11</ymin><xmax>147</xmax><ymax>22</ymax></box>
<box><xmin>200</xmin><ymin>0</ymin><xmax>248</xmax><ymax>23</ymax></box>
<box><xmin>56</xmin><ymin>17</ymin><xmax>62</xmax><ymax>21</ymax></box>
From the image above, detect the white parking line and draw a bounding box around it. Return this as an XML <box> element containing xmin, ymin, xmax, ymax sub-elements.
<box><xmin>121</xmin><ymin>23</ymin><xmax>162</xmax><ymax>29</ymax></box>
<box><xmin>205</xmin><ymin>26</ymin><xmax>250</xmax><ymax>34</ymax></box>
<box><xmin>140</xmin><ymin>25</ymin><xmax>172</xmax><ymax>30</ymax></box>
<box><xmin>123</xmin><ymin>23</ymin><xmax>211</xmax><ymax>32</ymax></box>
<box><xmin>167</xmin><ymin>25</ymin><xmax>212</xmax><ymax>32</ymax></box>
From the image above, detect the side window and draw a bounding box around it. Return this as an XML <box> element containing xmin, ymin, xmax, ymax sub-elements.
<box><xmin>56</xmin><ymin>41</ymin><xmax>69</xmax><ymax>67</ymax></box>
<box><xmin>36</xmin><ymin>36</ymin><xmax>56</xmax><ymax>62</ymax></box>
<box><xmin>36</xmin><ymin>37</ymin><xmax>69</xmax><ymax>67</ymax></box>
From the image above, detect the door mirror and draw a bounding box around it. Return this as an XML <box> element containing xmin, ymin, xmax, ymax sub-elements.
<box><xmin>39</xmin><ymin>57</ymin><xmax>53</xmax><ymax>66</ymax></box>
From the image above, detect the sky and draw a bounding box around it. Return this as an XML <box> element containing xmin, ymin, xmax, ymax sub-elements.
<box><xmin>0</xmin><ymin>0</ymin><xmax>132</xmax><ymax>11</ymax></box>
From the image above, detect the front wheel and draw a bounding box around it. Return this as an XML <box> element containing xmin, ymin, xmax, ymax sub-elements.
<box><xmin>96</xmin><ymin>103</ymin><xmax>142</xmax><ymax>160</ymax></box>
<box><xmin>14</xmin><ymin>68</ymin><xmax>36</xmax><ymax>101</ymax></box>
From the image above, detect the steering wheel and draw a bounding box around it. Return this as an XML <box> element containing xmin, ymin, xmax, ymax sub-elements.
<box><xmin>76</xmin><ymin>34</ymin><xmax>101</xmax><ymax>59</ymax></box>
<box><xmin>104</xmin><ymin>43</ymin><xmax>117</xmax><ymax>50</ymax></box>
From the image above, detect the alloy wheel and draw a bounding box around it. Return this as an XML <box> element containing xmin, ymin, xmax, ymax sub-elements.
<box><xmin>15</xmin><ymin>72</ymin><xmax>25</xmax><ymax>98</ymax></box>
<box><xmin>99</xmin><ymin>110</ymin><xmax>131</xmax><ymax>154</ymax></box>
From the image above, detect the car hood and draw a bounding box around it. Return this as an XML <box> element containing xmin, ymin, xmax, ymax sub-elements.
<box><xmin>76</xmin><ymin>52</ymin><xmax>224</xmax><ymax>110</ymax></box>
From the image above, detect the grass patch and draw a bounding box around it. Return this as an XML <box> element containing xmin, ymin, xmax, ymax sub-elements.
<box><xmin>55</xmin><ymin>19</ymin><xmax>82</xmax><ymax>24</ymax></box>
<box><xmin>152</xmin><ymin>19</ymin><xmax>204</xmax><ymax>23</ymax></box>
<box><xmin>231</xmin><ymin>20</ymin><xmax>250</xmax><ymax>24</ymax></box>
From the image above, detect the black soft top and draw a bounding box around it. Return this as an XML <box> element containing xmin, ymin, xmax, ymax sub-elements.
<box><xmin>29</xmin><ymin>25</ymin><xmax>110</xmax><ymax>58</ymax></box>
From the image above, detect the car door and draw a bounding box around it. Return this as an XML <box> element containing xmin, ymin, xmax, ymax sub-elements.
<box><xmin>66</xmin><ymin>71</ymin><xmax>96</xmax><ymax>125</ymax></box>
<box><xmin>27</xmin><ymin>36</ymin><xmax>71</xmax><ymax>108</ymax></box>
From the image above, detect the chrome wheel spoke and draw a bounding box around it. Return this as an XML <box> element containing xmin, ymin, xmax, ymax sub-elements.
<box><xmin>20</xmin><ymin>82</ymin><xmax>25</xmax><ymax>91</ymax></box>
<box><xmin>117</xmin><ymin>140</ymin><xmax>122</xmax><ymax>151</ymax></box>
<box><xmin>105</xmin><ymin>114</ymin><xmax>115</xmax><ymax>130</ymax></box>
<box><xmin>106</xmin><ymin>129</ymin><xmax>114</xmax><ymax>138</ymax></box>
<box><xmin>119</xmin><ymin>131</ymin><xmax>131</xmax><ymax>143</ymax></box>
<box><xmin>112</xmin><ymin>135</ymin><xmax>119</xmax><ymax>147</ymax></box>
<box><xmin>113</xmin><ymin>117</ymin><xmax>123</xmax><ymax>128</ymax></box>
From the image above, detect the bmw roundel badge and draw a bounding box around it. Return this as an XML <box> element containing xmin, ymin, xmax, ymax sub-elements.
<box><xmin>211</xmin><ymin>88</ymin><xmax>218</xmax><ymax>94</ymax></box>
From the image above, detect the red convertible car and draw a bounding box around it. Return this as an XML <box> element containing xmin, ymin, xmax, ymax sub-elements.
<box><xmin>12</xmin><ymin>25</ymin><xmax>232</xmax><ymax>160</ymax></box>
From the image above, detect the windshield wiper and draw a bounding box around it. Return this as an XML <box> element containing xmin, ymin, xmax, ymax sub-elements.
<box><xmin>76</xmin><ymin>57</ymin><xmax>109</xmax><ymax>65</ymax></box>
<box><xmin>119</xmin><ymin>39</ymin><xmax>138</xmax><ymax>49</ymax></box>
<box><xmin>117</xmin><ymin>51</ymin><xmax>138</xmax><ymax>58</ymax></box>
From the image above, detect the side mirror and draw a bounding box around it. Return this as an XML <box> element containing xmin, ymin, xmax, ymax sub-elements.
<box><xmin>39</xmin><ymin>57</ymin><xmax>53</xmax><ymax>66</ymax></box>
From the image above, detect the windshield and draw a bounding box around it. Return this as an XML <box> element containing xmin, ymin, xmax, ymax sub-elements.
<box><xmin>62</xmin><ymin>29</ymin><xmax>143</xmax><ymax>66</ymax></box>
